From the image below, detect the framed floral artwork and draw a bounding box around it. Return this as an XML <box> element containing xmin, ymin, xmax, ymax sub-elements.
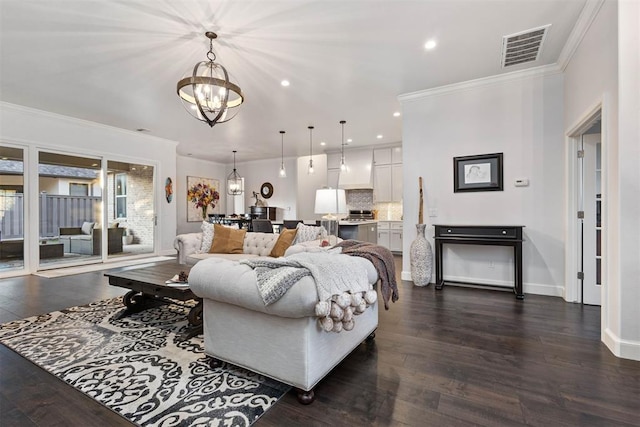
<box><xmin>186</xmin><ymin>176</ymin><xmax>220</xmax><ymax>222</ymax></box>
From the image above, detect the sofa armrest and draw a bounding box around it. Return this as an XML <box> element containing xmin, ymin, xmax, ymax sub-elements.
<box><xmin>174</xmin><ymin>232</ymin><xmax>203</xmax><ymax>264</ymax></box>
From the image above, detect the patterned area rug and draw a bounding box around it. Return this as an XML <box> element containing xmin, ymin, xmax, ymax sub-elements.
<box><xmin>0</xmin><ymin>298</ymin><xmax>290</xmax><ymax>426</ymax></box>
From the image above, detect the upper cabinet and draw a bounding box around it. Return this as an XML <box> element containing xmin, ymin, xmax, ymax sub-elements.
<box><xmin>373</xmin><ymin>146</ymin><xmax>402</xmax><ymax>202</ymax></box>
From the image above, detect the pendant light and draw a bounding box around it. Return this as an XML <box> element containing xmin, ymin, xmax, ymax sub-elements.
<box><xmin>176</xmin><ymin>32</ymin><xmax>244</xmax><ymax>127</ymax></box>
<box><xmin>308</xmin><ymin>125</ymin><xmax>315</xmax><ymax>174</ymax></box>
<box><xmin>339</xmin><ymin>120</ymin><xmax>347</xmax><ymax>171</ymax></box>
<box><xmin>279</xmin><ymin>130</ymin><xmax>287</xmax><ymax>178</ymax></box>
<box><xmin>227</xmin><ymin>150</ymin><xmax>244</xmax><ymax>195</ymax></box>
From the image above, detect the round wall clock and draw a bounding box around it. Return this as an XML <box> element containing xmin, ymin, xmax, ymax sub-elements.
<box><xmin>260</xmin><ymin>182</ymin><xmax>274</xmax><ymax>199</ymax></box>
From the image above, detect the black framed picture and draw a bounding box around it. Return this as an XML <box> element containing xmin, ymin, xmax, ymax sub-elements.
<box><xmin>453</xmin><ymin>153</ymin><xmax>503</xmax><ymax>192</ymax></box>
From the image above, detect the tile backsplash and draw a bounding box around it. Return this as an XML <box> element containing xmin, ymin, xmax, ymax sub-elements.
<box><xmin>374</xmin><ymin>202</ymin><xmax>403</xmax><ymax>220</ymax></box>
<box><xmin>344</xmin><ymin>189</ymin><xmax>402</xmax><ymax>220</ymax></box>
<box><xmin>345</xmin><ymin>189</ymin><xmax>373</xmax><ymax>210</ymax></box>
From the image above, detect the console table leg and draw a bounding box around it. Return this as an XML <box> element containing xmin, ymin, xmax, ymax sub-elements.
<box><xmin>515</xmin><ymin>242</ymin><xmax>524</xmax><ymax>300</ymax></box>
<box><xmin>435</xmin><ymin>241</ymin><xmax>445</xmax><ymax>290</ymax></box>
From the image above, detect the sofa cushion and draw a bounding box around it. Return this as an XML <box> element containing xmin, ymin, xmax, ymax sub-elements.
<box><xmin>69</xmin><ymin>234</ymin><xmax>93</xmax><ymax>241</ymax></box>
<box><xmin>200</xmin><ymin>221</ymin><xmax>215</xmax><ymax>253</ymax></box>
<box><xmin>81</xmin><ymin>222</ymin><xmax>95</xmax><ymax>235</ymax></box>
<box><xmin>269</xmin><ymin>228</ymin><xmax>297</xmax><ymax>258</ymax></box>
<box><xmin>189</xmin><ymin>256</ymin><xmax>379</xmax><ymax>319</ymax></box>
<box><xmin>293</xmin><ymin>223</ymin><xmax>327</xmax><ymax>244</ymax></box>
<box><xmin>210</xmin><ymin>224</ymin><xmax>246</xmax><ymax>254</ymax></box>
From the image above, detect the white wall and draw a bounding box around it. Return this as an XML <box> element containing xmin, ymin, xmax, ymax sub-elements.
<box><xmin>400</xmin><ymin>72</ymin><xmax>565</xmax><ymax>296</ymax></box>
<box><xmin>0</xmin><ymin>101</ymin><xmax>178</xmax><ymax>259</ymax></box>
<box><xmin>176</xmin><ymin>155</ymin><xmax>227</xmax><ymax>235</ymax></box>
<box><xmin>564</xmin><ymin>0</ymin><xmax>639</xmax><ymax>360</ymax></box>
<box><xmin>228</xmin><ymin>157</ymin><xmax>298</xmax><ymax>220</ymax></box>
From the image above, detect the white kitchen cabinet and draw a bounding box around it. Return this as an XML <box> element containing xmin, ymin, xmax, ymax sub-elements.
<box><xmin>327</xmin><ymin>168</ymin><xmax>340</xmax><ymax>189</ymax></box>
<box><xmin>389</xmin><ymin>222</ymin><xmax>403</xmax><ymax>252</ymax></box>
<box><xmin>327</xmin><ymin>152</ymin><xmax>342</xmax><ymax>170</ymax></box>
<box><xmin>373</xmin><ymin>145</ymin><xmax>402</xmax><ymax>202</ymax></box>
<box><xmin>374</xmin><ymin>148</ymin><xmax>392</xmax><ymax>165</ymax></box>
<box><xmin>377</xmin><ymin>221</ymin><xmax>402</xmax><ymax>252</ymax></box>
<box><xmin>391</xmin><ymin>146</ymin><xmax>402</xmax><ymax>164</ymax></box>
<box><xmin>391</xmin><ymin>164</ymin><xmax>403</xmax><ymax>202</ymax></box>
<box><xmin>377</xmin><ymin>221</ymin><xmax>390</xmax><ymax>247</ymax></box>
<box><xmin>373</xmin><ymin>164</ymin><xmax>392</xmax><ymax>201</ymax></box>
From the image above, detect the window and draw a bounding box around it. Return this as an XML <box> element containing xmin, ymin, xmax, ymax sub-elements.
<box><xmin>115</xmin><ymin>173</ymin><xmax>127</xmax><ymax>218</ymax></box>
<box><xmin>69</xmin><ymin>183</ymin><xmax>89</xmax><ymax>196</ymax></box>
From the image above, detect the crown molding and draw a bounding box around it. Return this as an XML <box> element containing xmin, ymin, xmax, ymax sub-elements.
<box><xmin>398</xmin><ymin>63</ymin><xmax>562</xmax><ymax>103</ymax></box>
<box><xmin>556</xmin><ymin>0</ymin><xmax>605</xmax><ymax>71</ymax></box>
<box><xmin>0</xmin><ymin>101</ymin><xmax>179</xmax><ymax>146</ymax></box>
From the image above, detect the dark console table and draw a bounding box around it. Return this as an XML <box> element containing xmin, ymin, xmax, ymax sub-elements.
<box><xmin>434</xmin><ymin>225</ymin><xmax>525</xmax><ymax>299</ymax></box>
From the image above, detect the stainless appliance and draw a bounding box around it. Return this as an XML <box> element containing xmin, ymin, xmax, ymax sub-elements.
<box><xmin>344</xmin><ymin>209</ymin><xmax>374</xmax><ymax>221</ymax></box>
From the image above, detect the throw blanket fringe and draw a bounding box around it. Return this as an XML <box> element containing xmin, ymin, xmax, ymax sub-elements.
<box><xmin>334</xmin><ymin>240</ymin><xmax>399</xmax><ymax>310</ymax></box>
<box><xmin>241</xmin><ymin>252</ymin><xmax>376</xmax><ymax>333</ymax></box>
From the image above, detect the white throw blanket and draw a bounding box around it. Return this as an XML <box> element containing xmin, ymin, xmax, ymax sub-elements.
<box><xmin>240</xmin><ymin>251</ymin><xmax>377</xmax><ymax>333</ymax></box>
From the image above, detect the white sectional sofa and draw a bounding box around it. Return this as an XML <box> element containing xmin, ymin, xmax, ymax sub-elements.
<box><xmin>188</xmin><ymin>255</ymin><xmax>379</xmax><ymax>404</ymax></box>
<box><xmin>173</xmin><ymin>224</ymin><xmax>381</xmax><ymax>404</ymax></box>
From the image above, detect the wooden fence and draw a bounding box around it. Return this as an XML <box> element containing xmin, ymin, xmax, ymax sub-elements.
<box><xmin>0</xmin><ymin>194</ymin><xmax>100</xmax><ymax>239</ymax></box>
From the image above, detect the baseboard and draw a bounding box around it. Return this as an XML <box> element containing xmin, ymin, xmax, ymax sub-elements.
<box><xmin>604</xmin><ymin>328</ymin><xmax>640</xmax><ymax>361</ymax></box>
<box><xmin>399</xmin><ymin>272</ymin><xmax>563</xmax><ymax>297</ymax></box>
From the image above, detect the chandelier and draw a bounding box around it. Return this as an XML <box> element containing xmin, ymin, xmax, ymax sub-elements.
<box><xmin>177</xmin><ymin>31</ymin><xmax>244</xmax><ymax>127</ymax></box>
<box><xmin>227</xmin><ymin>150</ymin><xmax>244</xmax><ymax>195</ymax></box>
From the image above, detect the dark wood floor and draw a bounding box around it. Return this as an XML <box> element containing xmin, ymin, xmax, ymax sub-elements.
<box><xmin>1</xmin><ymin>259</ymin><xmax>639</xmax><ymax>426</ymax></box>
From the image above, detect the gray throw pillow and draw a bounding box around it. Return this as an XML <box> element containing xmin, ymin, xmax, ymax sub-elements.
<box><xmin>81</xmin><ymin>222</ymin><xmax>95</xmax><ymax>235</ymax></box>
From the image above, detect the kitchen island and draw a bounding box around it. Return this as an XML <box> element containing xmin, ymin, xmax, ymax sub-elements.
<box><xmin>338</xmin><ymin>220</ymin><xmax>378</xmax><ymax>244</ymax></box>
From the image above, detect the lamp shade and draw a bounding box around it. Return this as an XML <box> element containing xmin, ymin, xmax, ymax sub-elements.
<box><xmin>314</xmin><ymin>188</ymin><xmax>347</xmax><ymax>215</ymax></box>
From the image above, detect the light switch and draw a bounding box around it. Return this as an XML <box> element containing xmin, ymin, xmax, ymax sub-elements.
<box><xmin>514</xmin><ymin>178</ymin><xmax>529</xmax><ymax>187</ymax></box>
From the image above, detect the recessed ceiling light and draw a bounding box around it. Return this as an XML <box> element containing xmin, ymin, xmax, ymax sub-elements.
<box><xmin>1</xmin><ymin>157</ymin><xmax>8</xmax><ymax>160</ymax></box>
<box><xmin>393</xmin><ymin>112</ymin><xmax>401</xmax><ymax>117</ymax></box>
<box><xmin>281</xmin><ymin>80</ymin><xmax>290</xmax><ymax>87</ymax></box>
<box><xmin>347</xmin><ymin>138</ymin><xmax>353</xmax><ymax>143</ymax></box>
<box><xmin>424</xmin><ymin>40</ymin><xmax>437</xmax><ymax>50</ymax></box>
<box><xmin>320</xmin><ymin>141</ymin><xmax>326</xmax><ymax>146</ymax></box>
<box><xmin>377</xmin><ymin>135</ymin><xmax>383</xmax><ymax>139</ymax></box>
<box><xmin>91</xmin><ymin>163</ymin><xmax>98</xmax><ymax>167</ymax></box>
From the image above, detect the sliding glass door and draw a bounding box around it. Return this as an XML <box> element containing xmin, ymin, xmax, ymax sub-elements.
<box><xmin>0</xmin><ymin>146</ymin><xmax>25</xmax><ymax>272</ymax></box>
<box><xmin>38</xmin><ymin>151</ymin><xmax>103</xmax><ymax>268</ymax></box>
<box><xmin>1</xmin><ymin>147</ymin><xmax>156</xmax><ymax>274</ymax></box>
<box><xmin>106</xmin><ymin>161</ymin><xmax>155</xmax><ymax>258</ymax></box>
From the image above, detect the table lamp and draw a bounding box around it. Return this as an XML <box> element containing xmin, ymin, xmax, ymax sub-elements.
<box><xmin>314</xmin><ymin>188</ymin><xmax>347</xmax><ymax>246</ymax></box>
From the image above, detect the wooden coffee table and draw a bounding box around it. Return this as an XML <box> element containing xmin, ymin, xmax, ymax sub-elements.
<box><xmin>104</xmin><ymin>261</ymin><xmax>202</xmax><ymax>341</ymax></box>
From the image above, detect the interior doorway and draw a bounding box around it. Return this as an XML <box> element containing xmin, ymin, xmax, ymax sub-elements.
<box><xmin>568</xmin><ymin>108</ymin><xmax>603</xmax><ymax>306</ymax></box>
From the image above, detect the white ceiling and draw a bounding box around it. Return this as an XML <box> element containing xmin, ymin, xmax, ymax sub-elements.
<box><xmin>0</xmin><ymin>0</ymin><xmax>586</xmax><ymax>164</ymax></box>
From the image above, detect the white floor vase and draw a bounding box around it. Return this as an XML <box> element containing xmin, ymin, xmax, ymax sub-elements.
<box><xmin>410</xmin><ymin>224</ymin><xmax>433</xmax><ymax>286</ymax></box>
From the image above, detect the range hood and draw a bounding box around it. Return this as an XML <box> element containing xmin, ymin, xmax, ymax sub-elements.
<box><xmin>338</xmin><ymin>148</ymin><xmax>373</xmax><ymax>189</ymax></box>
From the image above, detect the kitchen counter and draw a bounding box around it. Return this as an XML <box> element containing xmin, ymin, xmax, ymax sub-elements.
<box><xmin>338</xmin><ymin>220</ymin><xmax>378</xmax><ymax>225</ymax></box>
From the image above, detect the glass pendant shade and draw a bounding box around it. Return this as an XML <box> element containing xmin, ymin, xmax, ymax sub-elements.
<box><xmin>308</xmin><ymin>125</ymin><xmax>315</xmax><ymax>175</ymax></box>
<box><xmin>177</xmin><ymin>32</ymin><xmax>244</xmax><ymax>127</ymax></box>
<box><xmin>279</xmin><ymin>130</ymin><xmax>287</xmax><ymax>178</ymax></box>
<box><xmin>339</xmin><ymin>120</ymin><xmax>347</xmax><ymax>171</ymax></box>
<box><xmin>227</xmin><ymin>150</ymin><xmax>244</xmax><ymax>195</ymax></box>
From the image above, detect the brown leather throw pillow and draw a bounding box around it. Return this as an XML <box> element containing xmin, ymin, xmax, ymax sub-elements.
<box><xmin>209</xmin><ymin>224</ymin><xmax>246</xmax><ymax>254</ymax></box>
<box><xmin>269</xmin><ymin>228</ymin><xmax>297</xmax><ymax>257</ymax></box>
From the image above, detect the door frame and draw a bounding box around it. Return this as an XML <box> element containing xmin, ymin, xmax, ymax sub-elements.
<box><xmin>565</xmin><ymin>100</ymin><xmax>607</xmax><ymax>308</ymax></box>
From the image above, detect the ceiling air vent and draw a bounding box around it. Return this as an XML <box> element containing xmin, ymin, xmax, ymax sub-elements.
<box><xmin>501</xmin><ymin>25</ymin><xmax>551</xmax><ymax>68</ymax></box>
